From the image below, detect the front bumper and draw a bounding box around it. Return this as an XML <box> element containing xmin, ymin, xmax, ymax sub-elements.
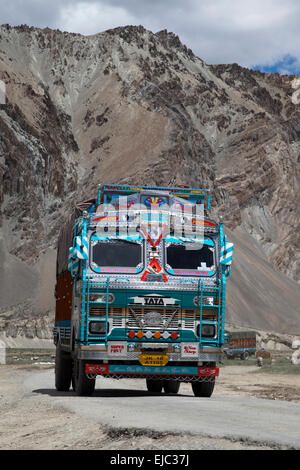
<box><xmin>78</xmin><ymin>343</ymin><xmax>223</xmax><ymax>363</ymax></box>
<box><xmin>85</xmin><ymin>363</ymin><xmax>219</xmax><ymax>382</ymax></box>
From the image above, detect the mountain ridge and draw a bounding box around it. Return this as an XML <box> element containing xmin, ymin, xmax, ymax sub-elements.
<box><xmin>0</xmin><ymin>24</ymin><xmax>299</xmax><ymax>337</ymax></box>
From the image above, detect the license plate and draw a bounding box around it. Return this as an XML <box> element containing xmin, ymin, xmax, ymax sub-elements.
<box><xmin>139</xmin><ymin>354</ymin><xmax>169</xmax><ymax>366</ymax></box>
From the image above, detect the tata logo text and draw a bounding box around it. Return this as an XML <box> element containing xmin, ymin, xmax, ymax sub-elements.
<box><xmin>129</xmin><ymin>295</ymin><xmax>179</xmax><ymax>306</ymax></box>
<box><xmin>144</xmin><ymin>297</ymin><xmax>164</xmax><ymax>306</ymax></box>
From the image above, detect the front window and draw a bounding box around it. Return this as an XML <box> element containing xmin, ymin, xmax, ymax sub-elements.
<box><xmin>90</xmin><ymin>239</ymin><xmax>143</xmax><ymax>273</ymax></box>
<box><xmin>165</xmin><ymin>241</ymin><xmax>215</xmax><ymax>275</ymax></box>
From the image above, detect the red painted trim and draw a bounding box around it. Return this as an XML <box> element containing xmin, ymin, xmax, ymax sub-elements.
<box><xmin>86</xmin><ymin>364</ymin><xmax>109</xmax><ymax>374</ymax></box>
<box><xmin>141</xmin><ymin>225</ymin><xmax>155</xmax><ymax>246</ymax></box>
<box><xmin>154</xmin><ymin>225</ymin><xmax>168</xmax><ymax>247</ymax></box>
<box><xmin>85</xmin><ymin>364</ymin><xmax>219</xmax><ymax>377</ymax></box>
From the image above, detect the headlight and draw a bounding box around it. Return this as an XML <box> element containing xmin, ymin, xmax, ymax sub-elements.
<box><xmin>196</xmin><ymin>324</ymin><xmax>216</xmax><ymax>338</ymax></box>
<box><xmin>89</xmin><ymin>321</ymin><xmax>109</xmax><ymax>335</ymax></box>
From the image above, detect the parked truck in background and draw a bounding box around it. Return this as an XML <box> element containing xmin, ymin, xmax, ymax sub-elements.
<box><xmin>224</xmin><ymin>330</ymin><xmax>257</xmax><ymax>360</ymax></box>
<box><xmin>54</xmin><ymin>184</ymin><xmax>234</xmax><ymax>397</ymax></box>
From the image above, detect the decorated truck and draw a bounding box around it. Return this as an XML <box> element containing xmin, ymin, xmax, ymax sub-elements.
<box><xmin>224</xmin><ymin>330</ymin><xmax>257</xmax><ymax>360</ymax></box>
<box><xmin>54</xmin><ymin>184</ymin><xmax>234</xmax><ymax>397</ymax></box>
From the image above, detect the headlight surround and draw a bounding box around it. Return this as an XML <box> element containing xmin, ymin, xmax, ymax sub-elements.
<box><xmin>196</xmin><ymin>323</ymin><xmax>216</xmax><ymax>338</ymax></box>
<box><xmin>89</xmin><ymin>321</ymin><xmax>109</xmax><ymax>335</ymax></box>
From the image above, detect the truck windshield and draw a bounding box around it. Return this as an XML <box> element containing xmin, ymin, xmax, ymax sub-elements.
<box><xmin>91</xmin><ymin>240</ymin><xmax>142</xmax><ymax>271</ymax></box>
<box><xmin>166</xmin><ymin>242</ymin><xmax>215</xmax><ymax>274</ymax></box>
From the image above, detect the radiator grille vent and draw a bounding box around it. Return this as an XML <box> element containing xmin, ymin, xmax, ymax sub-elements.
<box><xmin>87</xmin><ymin>305</ymin><xmax>218</xmax><ymax>330</ymax></box>
<box><xmin>127</xmin><ymin>307</ymin><xmax>179</xmax><ymax>329</ymax></box>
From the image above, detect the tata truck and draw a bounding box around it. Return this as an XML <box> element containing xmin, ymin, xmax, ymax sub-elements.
<box><xmin>54</xmin><ymin>184</ymin><xmax>234</xmax><ymax>396</ymax></box>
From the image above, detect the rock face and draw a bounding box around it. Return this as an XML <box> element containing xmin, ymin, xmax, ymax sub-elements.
<box><xmin>0</xmin><ymin>24</ymin><xmax>299</xmax><ymax>338</ymax></box>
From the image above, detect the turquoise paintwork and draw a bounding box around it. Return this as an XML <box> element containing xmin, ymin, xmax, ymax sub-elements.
<box><xmin>64</xmin><ymin>184</ymin><xmax>233</xmax><ymax>356</ymax></box>
<box><xmin>108</xmin><ymin>364</ymin><xmax>199</xmax><ymax>375</ymax></box>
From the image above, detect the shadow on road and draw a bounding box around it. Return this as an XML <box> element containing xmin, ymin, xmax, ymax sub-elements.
<box><xmin>32</xmin><ymin>388</ymin><xmax>189</xmax><ymax>398</ymax></box>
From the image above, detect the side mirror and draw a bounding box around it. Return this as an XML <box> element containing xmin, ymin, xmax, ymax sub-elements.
<box><xmin>220</xmin><ymin>241</ymin><xmax>234</xmax><ymax>266</ymax></box>
<box><xmin>68</xmin><ymin>247</ymin><xmax>79</xmax><ymax>277</ymax></box>
<box><xmin>71</xmin><ymin>236</ymin><xmax>88</xmax><ymax>260</ymax></box>
<box><xmin>220</xmin><ymin>241</ymin><xmax>233</xmax><ymax>279</ymax></box>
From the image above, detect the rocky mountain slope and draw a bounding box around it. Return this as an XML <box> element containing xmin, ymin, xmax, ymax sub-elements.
<box><xmin>0</xmin><ymin>24</ymin><xmax>299</xmax><ymax>340</ymax></box>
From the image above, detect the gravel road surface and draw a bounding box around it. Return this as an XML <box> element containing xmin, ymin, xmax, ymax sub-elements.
<box><xmin>1</xmin><ymin>363</ymin><xmax>300</xmax><ymax>450</ymax></box>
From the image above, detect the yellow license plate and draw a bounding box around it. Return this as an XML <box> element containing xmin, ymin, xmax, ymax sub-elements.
<box><xmin>139</xmin><ymin>354</ymin><xmax>169</xmax><ymax>366</ymax></box>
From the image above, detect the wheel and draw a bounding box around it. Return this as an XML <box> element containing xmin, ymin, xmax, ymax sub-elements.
<box><xmin>241</xmin><ymin>351</ymin><xmax>250</xmax><ymax>360</ymax></box>
<box><xmin>73</xmin><ymin>359</ymin><xmax>96</xmax><ymax>396</ymax></box>
<box><xmin>163</xmin><ymin>380</ymin><xmax>180</xmax><ymax>394</ymax></box>
<box><xmin>191</xmin><ymin>378</ymin><xmax>215</xmax><ymax>397</ymax></box>
<box><xmin>146</xmin><ymin>379</ymin><xmax>163</xmax><ymax>393</ymax></box>
<box><xmin>55</xmin><ymin>342</ymin><xmax>72</xmax><ymax>391</ymax></box>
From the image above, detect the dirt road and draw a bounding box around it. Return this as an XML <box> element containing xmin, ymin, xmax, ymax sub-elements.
<box><xmin>0</xmin><ymin>363</ymin><xmax>299</xmax><ymax>450</ymax></box>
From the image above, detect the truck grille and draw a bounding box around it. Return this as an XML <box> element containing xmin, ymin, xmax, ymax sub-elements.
<box><xmin>89</xmin><ymin>306</ymin><xmax>123</xmax><ymax>316</ymax></box>
<box><xmin>89</xmin><ymin>306</ymin><xmax>124</xmax><ymax>328</ymax></box>
<box><xmin>182</xmin><ymin>309</ymin><xmax>218</xmax><ymax>321</ymax></box>
<box><xmin>127</xmin><ymin>307</ymin><xmax>180</xmax><ymax>329</ymax></box>
<box><xmin>88</xmin><ymin>306</ymin><xmax>218</xmax><ymax>330</ymax></box>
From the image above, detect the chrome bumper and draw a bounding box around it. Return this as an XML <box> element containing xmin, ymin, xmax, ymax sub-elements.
<box><xmin>78</xmin><ymin>343</ymin><xmax>223</xmax><ymax>363</ymax></box>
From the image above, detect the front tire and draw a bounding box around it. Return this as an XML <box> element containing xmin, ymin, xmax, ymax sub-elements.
<box><xmin>146</xmin><ymin>379</ymin><xmax>163</xmax><ymax>393</ymax></box>
<box><xmin>55</xmin><ymin>342</ymin><xmax>72</xmax><ymax>392</ymax></box>
<box><xmin>163</xmin><ymin>380</ymin><xmax>180</xmax><ymax>394</ymax></box>
<box><xmin>73</xmin><ymin>359</ymin><xmax>96</xmax><ymax>396</ymax></box>
<box><xmin>192</xmin><ymin>378</ymin><xmax>215</xmax><ymax>397</ymax></box>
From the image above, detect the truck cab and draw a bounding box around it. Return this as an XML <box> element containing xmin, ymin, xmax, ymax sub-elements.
<box><xmin>54</xmin><ymin>184</ymin><xmax>234</xmax><ymax>396</ymax></box>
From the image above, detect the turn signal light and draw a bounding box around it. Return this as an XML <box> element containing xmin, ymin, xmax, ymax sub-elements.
<box><xmin>137</xmin><ymin>331</ymin><xmax>144</xmax><ymax>338</ymax></box>
<box><xmin>153</xmin><ymin>331</ymin><xmax>161</xmax><ymax>339</ymax></box>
